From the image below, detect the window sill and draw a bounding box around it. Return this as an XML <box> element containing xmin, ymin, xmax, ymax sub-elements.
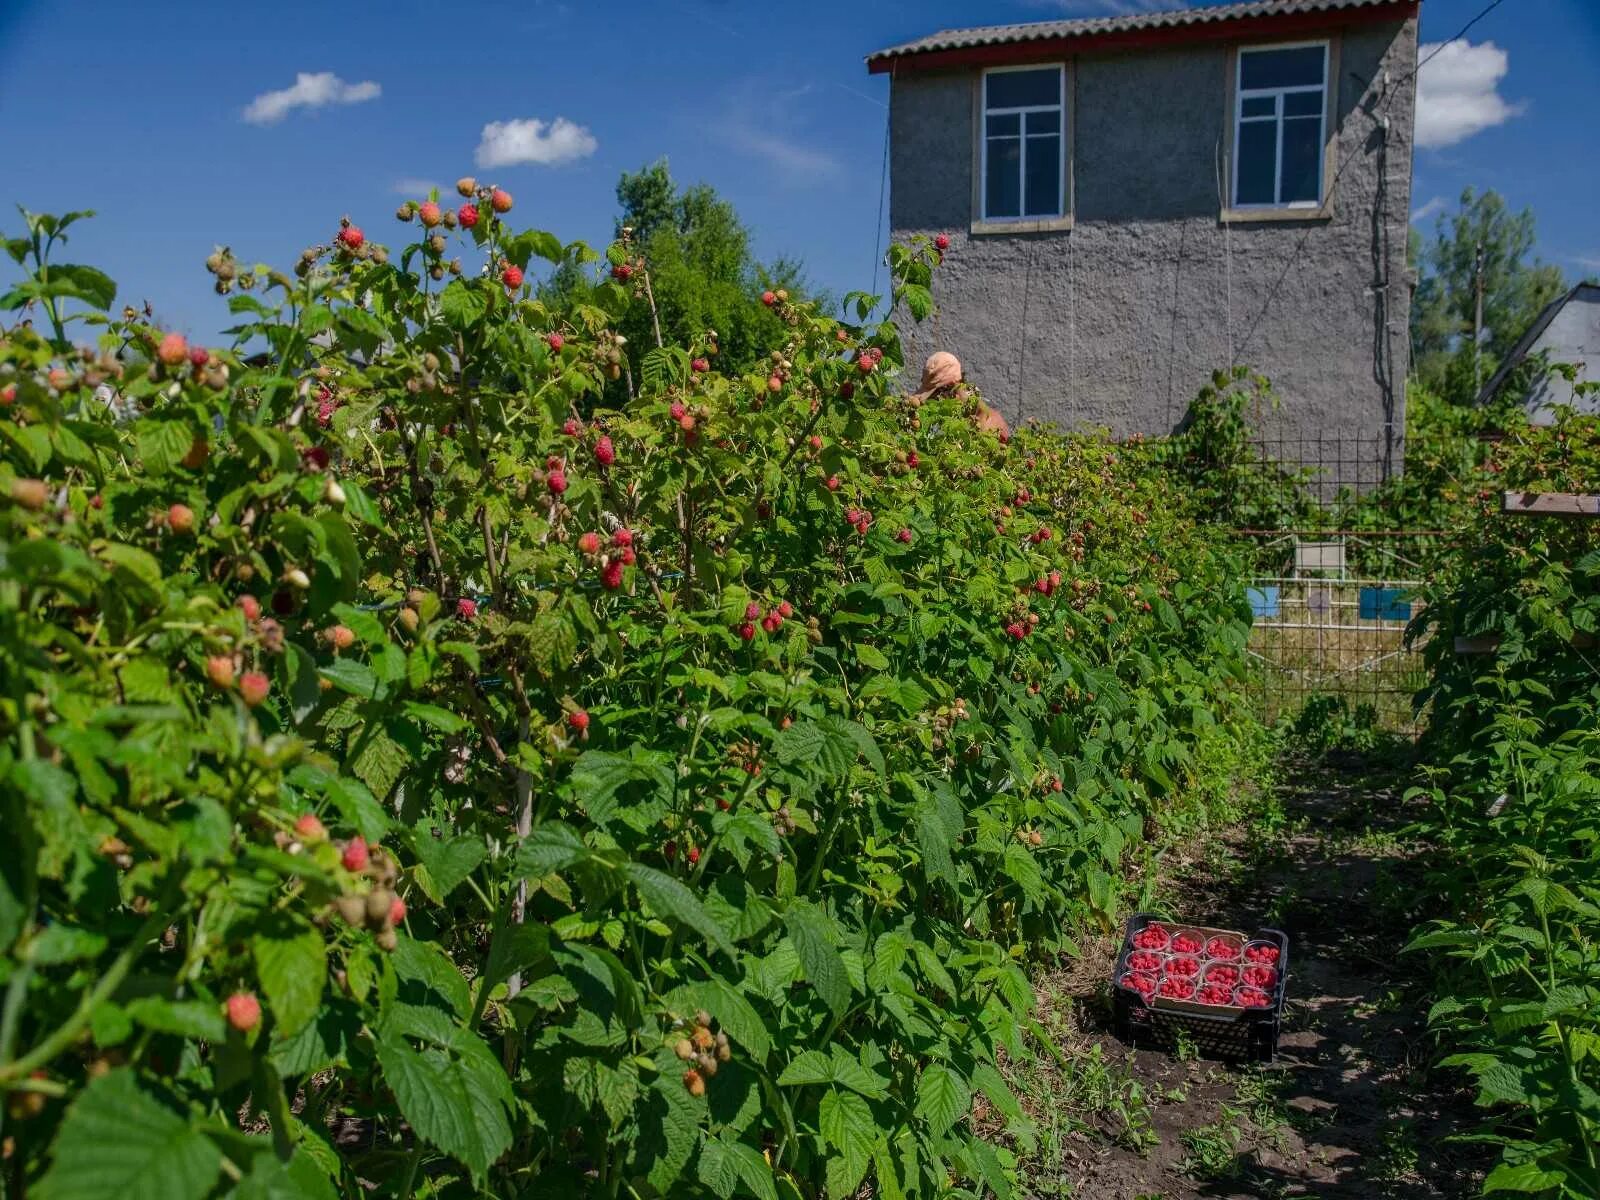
<box><xmin>970</xmin><ymin>215</ymin><xmax>1074</xmax><ymax>235</ymax></box>
<box><xmin>1219</xmin><ymin>204</ymin><xmax>1333</xmax><ymax>224</ymax></box>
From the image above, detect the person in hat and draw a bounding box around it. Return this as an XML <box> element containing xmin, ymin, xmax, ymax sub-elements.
<box><xmin>909</xmin><ymin>351</ymin><xmax>1010</xmax><ymax>441</ymax></box>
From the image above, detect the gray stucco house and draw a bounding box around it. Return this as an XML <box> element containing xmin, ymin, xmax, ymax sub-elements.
<box><xmin>868</xmin><ymin>0</ymin><xmax>1419</xmax><ymax>476</ymax></box>
<box><xmin>1476</xmin><ymin>284</ymin><xmax>1600</xmax><ymax>423</ymax></box>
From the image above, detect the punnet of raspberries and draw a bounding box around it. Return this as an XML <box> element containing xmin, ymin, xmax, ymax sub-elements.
<box><xmin>1235</xmin><ymin>985</ymin><xmax>1272</xmax><ymax>1008</ymax></box>
<box><xmin>1130</xmin><ymin>923</ymin><xmax>1169</xmax><ymax>951</ymax></box>
<box><xmin>1126</xmin><ymin>949</ymin><xmax>1162</xmax><ymax>972</ymax></box>
<box><xmin>1195</xmin><ymin>982</ymin><xmax>1235</xmax><ymax>1006</ymax></box>
<box><xmin>1205</xmin><ymin>935</ymin><xmax>1243</xmax><ymax>961</ymax></box>
<box><xmin>1244</xmin><ymin>941</ymin><xmax>1281</xmax><ymax>965</ymax></box>
<box><xmin>1242</xmin><ymin>964</ymin><xmax>1278</xmax><ymax>989</ymax></box>
<box><xmin>1171</xmin><ymin>930</ymin><xmax>1204</xmax><ymax>955</ymax></box>
<box><xmin>1119</xmin><ymin>971</ymin><xmax>1157</xmax><ymax>998</ymax></box>
<box><xmin>1165</xmin><ymin>955</ymin><xmax>1200</xmax><ymax>978</ymax></box>
<box><xmin>1158</xmin><ymin>976</ymin><xmax>1196</xmax><ymax>1000</ymax></box>
<box><xmin>1204</xmin><ymin>963</ymin><xmax>1240</xmax><ymax>989</ymax></box>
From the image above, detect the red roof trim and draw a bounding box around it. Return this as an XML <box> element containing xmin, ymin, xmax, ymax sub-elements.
<box><xmin>867</xmin><ymin>1</ymin><xmax>1416</xmax><ymax>74</ymax></box>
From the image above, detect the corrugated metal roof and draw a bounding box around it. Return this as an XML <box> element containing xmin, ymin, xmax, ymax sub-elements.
<box><xmin>867</xmin><ymin>0</ymin><xmax>1401</xmax><ymax>65</ymax></box>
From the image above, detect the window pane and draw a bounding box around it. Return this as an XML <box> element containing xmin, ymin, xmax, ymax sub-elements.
<box><xmin>986</xmin><ymin>68</ymin><xmax>1059</xmax><ymax>109</ymax></box>
<box><xmin>1240</xmin><ymin>46</ymin><xmax>1324</xmax><ymax>90</ymax></box>
<box><xmin>1241</xmin><ymin>95</ymin><xmax>1275</xmax><ymax>118</ymax></box>
<box><xmin>1025</xmin><ymin>109</ymin><xmax>1060</xmax><ymax>135</ymax></box>
<box><xmin>986</xmin><ymin>137</ymin><xmax>1021</xmax><ymax>217</ymax></box>
<box><xmin>1284</xmin><ymin>90</ymin><xmax>1322</xmax><ymax>117</ymax></box>
<box><xmin>1281</xmin><ymin>116</ymin><xmax>1321</xmax><ymax>203</ymax></box>
<box><xmin>1235</xmin><ymin>119</ymin><xmax>1277</xmax><ymax>204</ymax></box>
<box><xmin>986</xmin><ymin>112</ymin><xmax>1020</xmax><ymax>137</ymax></box>
<box><xmin>1024</xmin><ymin>135</ymin><xmax>1060</xmax><ymax>216</ymax></box>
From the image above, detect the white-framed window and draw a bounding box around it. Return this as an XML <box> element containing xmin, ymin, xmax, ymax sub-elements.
<box><xmin>1232</xmin><ymin>41</ymin><xmax>1328</xmax><ymax>208</ymax></box>
<box><xmin>981</xmin><ymin>65</ymin><xmax>1065</xmax><ymax>221</ymax></box>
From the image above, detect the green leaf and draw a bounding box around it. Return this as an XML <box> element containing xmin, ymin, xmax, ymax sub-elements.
<box><xmin>664</xmin><ymin>978</ymin><xmax>772</xmax><ymax>1060</ymax></box>
<box><xmin>914</xmin><ymin>1063</ymin><xmax>970</xmax><ymax>1135</ymax></box>
<box><xmin>437</xmin><ymin>279</ymin><xmax>489</xmax><ymax>331</ymax></box>
<box><xmin>1482</xmin><ymin>1161</ymin><xmax>1566</xmax><ymax>1192</ymax></box>
<box><xmin>633</xmin><ymin>1061</ymin><xmax>703</xmax><ymax>1192</ymax></box>
<box><xmin>253</xmin><ymin>919</ymin><xmax>327</xmax><ymax>1039</ymax></box>
<box><xmin>517</xmin><ymin>822</ymin><xmax>589</xmax><ymax>875</ymax></box>
<box><xmin>785</xmin><ymin>900</ymin><xmax>850</xmax><ymax>1016</ymax></box>
<box><xmin>46</xmin><ymin>264</ymin><xmax>116</xmax><ymax>310</ymax></box>
<box><xmin>324</xmin><ymin>777</ymin><xmax>390</xmax><ymax>841</ymax></box>
<box><xmin>819</xmin><ymin>1089</ymin><xmax>874</xmax><ymax>1198</ymax></box>
<box><xmin>135</xmin><ymin>420</ymin><xmax>195</xmax><ymax>476</ymax></box>
<box><xmin>231</xmin><ymin>1150</ymin><xmax>338</xmax><ymax>1200</ymax></box>
<box><xmin>34</xmin><ymin>1068</ymin><xmax>222</xmax><ymax>1200</ymax></box>
<box><xmin>626</xmin><ymin>863</ymin><xmax>734</xmax><ymax>957</ymax></box>
<box><xmin>413</xmin><ymin>833</ymin><xmax>486</xmax><ymax>903</ymax></box>
<box><xmin>375</xmin><ymin>1035</ymin><xmax>513</xmax><ymax>1183</ymax></box>
<box><xmin>391</xmin><ymin>935</ymin><xmax>471</xmax><ymax>1019</ymax></box>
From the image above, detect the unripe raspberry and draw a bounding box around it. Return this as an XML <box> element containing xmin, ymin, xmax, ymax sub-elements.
<box><xmin>594</xmin><ymin>435</ymin><xmax>615</xmax><ymax>467</ymax></box>
<box><xmin>341</xmin><ymin>835</ymin><xmax>369</xmax><ymax>872</ymax></box>
<box><xmin>767</xmin><ymin>374</ymin><xmax>782</xmax><ymax>393</ymax></box>
<box><xmin>47</xmin><ymin>367</ymin><xmax>72</xmax><ymax>391</ymax></box>
<box><xmin>294</xmin><ymin>812</ymin><xmax>326</xmax><ymax>840</ymax></box>
<box><xmin>225</xmin><ymin>992</ymin><xmax>261</xmax><ymax>1032</ymax></box>
<box><xmin>396</xmin><ymin>202</ymin><xmax>416</xmax><ymax>222</ymax></box>
<box><xmin>456</xmin><ymin>177</ymin><xmax>477</xmax><ymax>197</ymax></box>
<box><xmin>490</xmin><ymin>188</ymin><xmax>513</xmax><ymax>213</ymax></box>
<box><xmin>10</xmin><ymin>478</ymin><xmax>47</xmax><ymax>510</ymax></box>
<box><xmin>337</xmin><ymin>226</ymin><xmax>364</xmax><ymax>251</ymax></box>
<box><xmin>577</xmin><ymin>531</ymin><xmax>601</xmax><ymax>555</ymax></box>
<box><xmin>547</xmin><ymin>469</ymin><xmax>567</xmax><ymax>494</ymax></box>
<box><xmin>205</xmin><ymin>656</ymin><xmax>235</xmax><ymax>689</ymax></box>
<box><xmin>284</xmin><ymin>567</ymin><xmax>311</xmax><ymax>589</ymax></box>
<box><xmin>238</xmin><ymin>594</ymin><xmax>261</xmax><ymax>621</ymax></box>
<box><xmin>683</xmin><ymin>1068</ymin><xmax>705</xmax><ymax>1096</ymax></box>
<box><xmin>418</xmin><ymin>201</ymin><xmax>442</xmax><ymax>228</ymax></box>
<box><xmin>327</xmin><ymin>624</ymin><xmax>356</xmax><ymax>650</ymax></box>
<box><xmin>167</xmin><ymin>503</ymin><xmax>195</xmax><ymax>534</ymax></box>
<box><xmin>503</xmin><ymin>264</ymin><xmax>523</xmax><ymax>289</ymax></box>
<box><xmin>238</xmin><ymin>671</ymin><xmax>270</xmax><ymax>707</ymax></box>
<box><xmin>458</xmin><ymin>204</ymin><xmax>478</xmax><ymax>229</ymax></box>
<box><xmin>157</xmin><ymin>332</ymin><xmax>188</xmax><ymax>366</ymax></box>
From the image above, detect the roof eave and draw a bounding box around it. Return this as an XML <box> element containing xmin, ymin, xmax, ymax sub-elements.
<box><xmin>866</xmin><ymin>0</ymin><xmax>1417</xmax><ymax>75</ymax></box>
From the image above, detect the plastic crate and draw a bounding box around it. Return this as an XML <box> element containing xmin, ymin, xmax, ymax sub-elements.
<box><xmin>1110</xmin><ymin>913</ymin><xmax>1290</xmax><ymax>1063</ymax></box>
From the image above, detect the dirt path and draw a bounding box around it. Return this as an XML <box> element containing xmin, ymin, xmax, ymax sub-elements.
<box><xmin>1001</xmin><ymin>753</ymin><xmax>1489</xmax><ymax>1199</ymax></box>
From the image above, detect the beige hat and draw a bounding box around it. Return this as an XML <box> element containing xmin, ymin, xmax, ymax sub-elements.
<box><xmin>913</xmin><ymin>351</ymin><xmax>962</xmax><ymax>401</ymax></box>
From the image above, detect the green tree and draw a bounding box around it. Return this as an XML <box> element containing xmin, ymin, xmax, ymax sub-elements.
<box><xmin>546</xmin><ymin>160</ymin><xmax>815</xmax><ymax>387</ymax></box>
<box><xmin>1410</xmin><ymin>187</ymin><xmax>1566</xmax><ymax>402</ymax></box>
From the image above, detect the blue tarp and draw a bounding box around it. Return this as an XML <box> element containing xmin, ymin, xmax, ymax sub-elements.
<box><xmin>1247</xmin><ymin>586</ymin><xmax>1280</xmax><ymax>618</ymax></box>
<box><xmin>1358</xmin><ymin>587</ymin><xmax>1411</xmax><ymax>621</ymax></box>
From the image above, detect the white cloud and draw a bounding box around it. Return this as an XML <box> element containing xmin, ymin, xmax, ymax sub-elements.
<box><xmin>243</xmin><ymin>71</ymin><xmax>381</xmax><ymax>125</ymax></box>
<box><xmin>1020</xmin><ymin>0</ymin><xmax>1171</xmax><ymax>12</ymax></box>
<box><xmin>1410</xmin><ymin>196</ymin><xmax>1446</xmax><ymax>224</ymax></box>
<box><xmin>1576</xmin><ymin>255</ymin><xmax>1600</xmax><ymax>273</ymax></box>
<box><xmin>475</xmin><ymin>118</ymin><xmax>597</xmax><ymax>168</ymax></box>
<box><xmin>392</xmin><ymin>178</ymin><xmax>442</xmax><ymax>197</ymax></box>
<box><xmin>1415</xmin><ymin>40</ymin><xmax>1523</xmax><ymax>149</ymax></box>
<box><xmin>725</xmin><ymin>124</ymin><xmax>840</xmax><ymax>178</ymax></box>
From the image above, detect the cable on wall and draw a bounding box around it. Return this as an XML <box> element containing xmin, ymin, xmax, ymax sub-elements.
<box><xmin>869</xmin><ymin>61</ymin><xmax>895</xmax><ymax>312</ymax></box>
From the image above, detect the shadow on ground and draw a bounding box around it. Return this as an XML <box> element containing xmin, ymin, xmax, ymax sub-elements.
<box><xmin>1008</xmin><ymin>752</ymin><xmax>1489</xmax><ymax>1200</ymax></box>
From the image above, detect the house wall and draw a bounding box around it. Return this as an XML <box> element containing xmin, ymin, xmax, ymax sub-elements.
<box><xmin>886</xmin><ymin>15</ymin><xmax>1417</xmax><ymax>477</ymax></box>
<box><xmin>1524</xmin><ymin>287</ymin><xmax>1600</xmax><ymax>423</ymax></box>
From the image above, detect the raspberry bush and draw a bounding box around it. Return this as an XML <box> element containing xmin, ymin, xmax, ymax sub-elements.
<box><xmin>0</xmin><ymin>195</ymin><xmax>1263</xmax><ymax>1198</ymax></box>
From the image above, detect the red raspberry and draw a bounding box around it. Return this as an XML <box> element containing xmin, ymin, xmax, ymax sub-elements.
<box><xmin>317</xmin><ymin>398</ymin><xmax>336</xmax><ymax>426</ymax></box>
<box><xmin>225</xmin><ymin>992</ymin><xmax>261</xmax><ymax>1032</ymax></box>
<box><xmin>490</xmin><ymin>188</ymin><xmax>513</xmax><ymax>213</ymax></box>
<box><xmin>906</xmin><ymin>451</ymin><xmax>918</xmax><ymax>469</ymax></box>
<box><xmin>457</xmin><ymin>597</ymin><xmax>478</xmax><ymax>619</ymax></box>
<box><xmin>777</xmin><ymin>600</ymin><xmax>793</xmax><ymax>618</ymax></box>
<box><xmin>896</xmin><ymin>528</ymin><xmax>912</xmax><ymax>543</ymax></box>
<box><xmin>562</xmin><ymin>418</ymin><xmax>581</xmax><ymax>436</ymax></box>
<box><xmin>825</xmin><ymin>475</ymin><xmax>840</xmax><ymax>492</ymax></box>
<box><xmin>458</xmin><ymin>204</ymin><xmax>478</xmax><ymax>229</ymax></box>
<box><xmin>418</xmin><ymin>201</ymin><xmax>442</xmax><ymax>227</ymax></box>
<box><xmin>686</xmin><ymin>846</ymin><xmax>701</xmax><ymax>865</ymax></box>
<box><xmin>389</xmin><ymin>896</ymin><xmax>407</xmax><ymax>925</ymax></box>
<box><xmin>601</xmin><ymin>559</ymin><xmax>624</xmax><ymax>590</ymax></box>
<box><xmin>205</xmin><ymin>656</ymin><xmax>235</xmax><ymax>690</ymax></box>
<box><xmin>238</xmin><ymin>671</ymin><xmax>269</xmax><ymax>708</ymax></box>
<box><xmin>856</xmin><ymin>355</ymin><xmax>875</xmax><ymax>375</ymax></box>
<box><xmin>341</xmin><ymin>836</ymin><xmax>369</xmax><ymax>872</ymax></box>
<box><xmin>1005</xmin><ymin>621</ymin><xmax>1026</xmax><ymax>639</ymax></box>
<box><xmin>612</xmin><ymin>528</ymin><xmax>633</xmax><ymax>547</ymax></box>
<box><xmin>738</xmin><ymin>622</ymin><xmax>756</xmax><ymax>641</ymax></box>
<box><xmin>304</xmin><ymin>446</ymin><xmax>330</xmax><ymax>471</ymax></box>
<box><xmin>503</xmin><ymin>264</ymin><xmax>524</xmax><ymax>289</ymax></box>
<box><xmin>548</xmin><ymin>332</ymin><xmax>564</xmax><ymax>352</ymax></box>
<box><xmin>189</xmin><ymin>346</ymin><xmax>210</xmax><ymax>368</ymax></box>
<box><xmin>578</xmin><ymin>531</ymin><xmax>601</xmax><ymax>555</ymax></box>
<box><xmin>670</xmin><ymin>401</ymin><xmax>686</xmax><ymax>420</ymax></box>
<box><xmin>238</xmin><ymin>595</ymin><xmax>261</xmax><ymax>622</ymax></box>
<box><xmin>744</xmin><ymin>601</ymin><xmax>761</xmax><ymax>621</ymax></box>
<box><xmin>611</xmin><ymin>263</ymin><xmax>633</xmax><ymax>281</ymax></box>
<box><xmin>808</xmin><ymin>435</ymin><xmax>823</xmax><ymax>450</ymax></box>
<box><xmin>839</xmin><ymin>380</ymin><xmax>855</xmax><ymax>399</ymax></box>
<box><xmin>691</xmin><ymin>358</ymin><xmax>709</xmax><ymax>373</ymax></box>
<box><xmin>157</xmin><ymin>332</ymin><xmax>188</xmax><ymax>365</ymax></box>
<box><xmin>594</xmin><ymin>436</ymin><xmax>615</xmax><ymax>467</ymax></box>
<box><xmin>567</xmin><ymin>710</ymin><xmax>590</xmax><ymax>734</ymax></box>
<box><xmin>761</xmin><ymin>290</ymin><xmax>776</xmax><ymax>306</ymax></box>
<box><xmin>761</xmin><ymin>614</ymin><xmax>779</xmax><ymax>633</ymax></box>
<box><xmin>294</xmin><ymin>812</ymin><xmax>326</xmax><ymax>840</ymax></box>
<box><xmin>547</xmin><ymin>469</ymin><xmax>567</xmax><ymax>495</ymax></box>
<box><xmin>934</xmin><ymin>233</ymin><xmax>950</xmax><ymax>251</ymax></box>
<box><xmin>337</xmin><ymin>226</ymin><xmax>364</xmax><ymax>250</ymax></box>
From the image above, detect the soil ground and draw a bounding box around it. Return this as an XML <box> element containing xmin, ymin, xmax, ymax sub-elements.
<box><xmin>999</xmin><ymin>752</ymin><xmax>1490</xmax><ymax>1199</ymax></box>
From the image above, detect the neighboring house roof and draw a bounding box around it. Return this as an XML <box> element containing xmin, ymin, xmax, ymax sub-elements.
<box><xmin>1475</xmin><ymin>282</ymin><xmax>1600</xmax><ymax>406</ymax></box>
<box><xmin>866</xmin><ymin>0</ymin><xmax>1417</xmax><ymax>73</ymax></box>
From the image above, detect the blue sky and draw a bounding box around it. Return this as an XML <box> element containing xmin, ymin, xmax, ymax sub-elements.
<box><xmin>1</xmin><ymin>0</ymin><xmax>1595</xmax><ymax>341</ymax></box>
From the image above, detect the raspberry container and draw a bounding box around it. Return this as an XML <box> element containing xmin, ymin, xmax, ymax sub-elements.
<box><xmin>1111</xmin><ymin>913</ymin><xmax>1290</xmax><ymax>1062</ymax></box>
